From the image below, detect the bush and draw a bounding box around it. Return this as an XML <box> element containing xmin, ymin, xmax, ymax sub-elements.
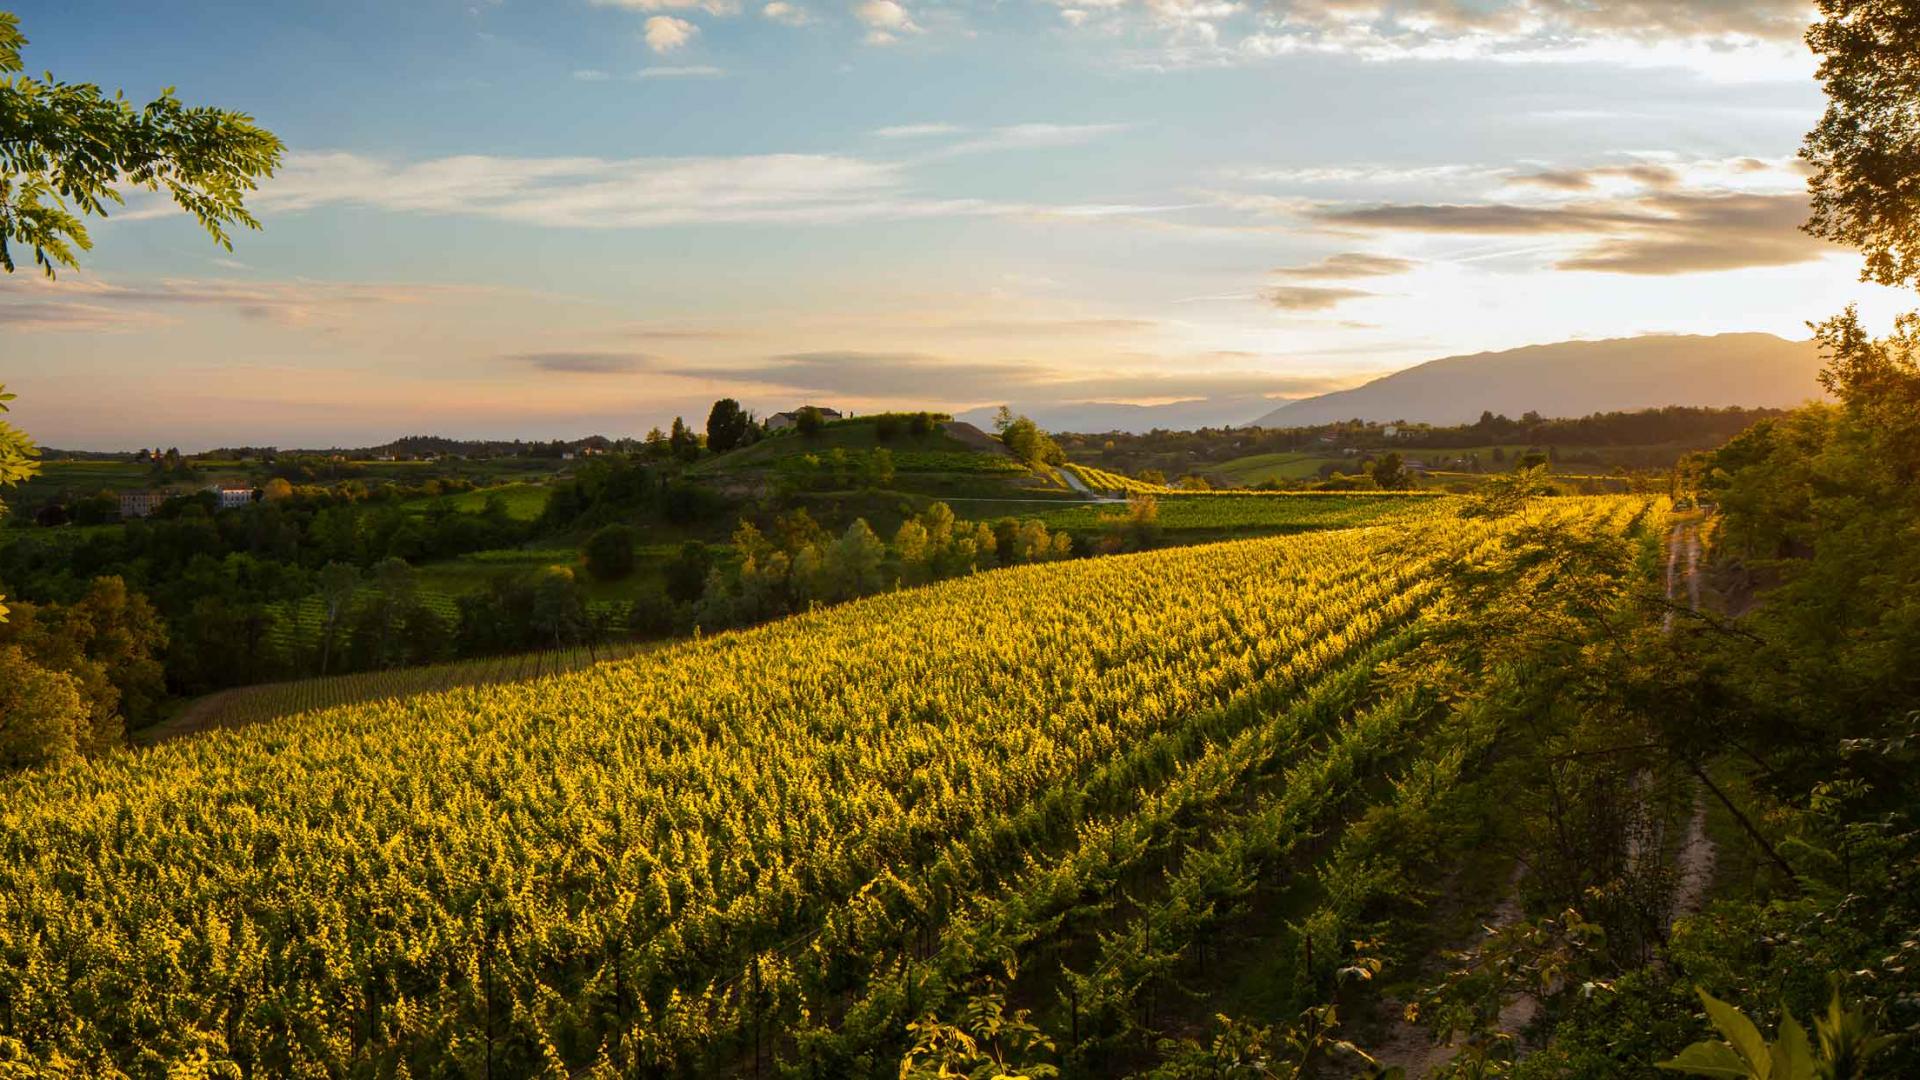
<box><xmin>583</xmin><ymin>524</ymin><xmax>639</xmax><ymax>581</ymax></box>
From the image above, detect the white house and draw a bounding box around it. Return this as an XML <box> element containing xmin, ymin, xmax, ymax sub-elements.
<box><xmin>210</xmin><ymin>486</ymin><xmax>256</xmax><ymax>509</ymax></box>
<box><xmin>765</xmin><ymin>406</ymin><xmax>843</xmax><ymax>431</ymax></box>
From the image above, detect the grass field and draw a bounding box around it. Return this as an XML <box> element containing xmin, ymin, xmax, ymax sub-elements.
<box><xmin>400</xmin><ymin>481</ymin><xmax>551</xmax><ymax>521</ymax></box>
<box><xmin>693</xmin><ymin>418</ymin><xmax>981</xmax><ymax>474</ymax></box>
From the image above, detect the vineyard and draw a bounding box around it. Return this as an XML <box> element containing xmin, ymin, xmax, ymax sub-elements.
<box><xmin>1031</xmin><ymin>490</ymin><xmax>1433</xmax><ymax>539</ymax></box>
<box><xmin>0</xmin><ymin>496</ymin><xmax>1666</xmax><ymax>1077</ymax></box>
<box><xmin>143</xmin><ymin>640</ymin><xmax>663</xmax><ymax>743</ymax></box>
<box><xmin>1063</xmin><ymin>462</ymin><xmax>1443</xmax><ymax>498</ymax></box>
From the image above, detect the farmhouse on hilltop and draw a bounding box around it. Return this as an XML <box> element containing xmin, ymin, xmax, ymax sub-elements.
<box><xmin>765</xmin><ymin>406</ymin><xmax>843</xmax><ymax>431</ymax></box>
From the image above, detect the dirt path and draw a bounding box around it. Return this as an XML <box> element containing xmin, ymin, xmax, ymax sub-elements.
<box><xmin>1664</xmin><ymin>520</ymin><xmax>1716</xmax><ymax>932</ymax></box>
<box><xmin>1370</xmin><ymin>865</ymin><xmax>1537</xmax><ymax>1077</ymax></box>
<box><xmin>1057</xmin><ymin>464</ymin><xmax>1096</xmax><ymax>498</ymax></box>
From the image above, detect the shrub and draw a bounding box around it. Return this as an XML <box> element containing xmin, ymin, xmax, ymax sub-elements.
<box><xmin>583</xmin><ymin>524</ymin><xmax>638</xmax><ymax>581</ymax></box>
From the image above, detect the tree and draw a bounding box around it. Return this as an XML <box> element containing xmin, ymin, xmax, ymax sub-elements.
<box><xmin>668</xmin><ymin>417</ymin><xmax>702</xmax><ymax>462</ymax></box>
<box><xmin>992</xmin><ymin>405</ymin><xmax>1014</xmax><ymax>434</ymax></box>
<box><xmin>705</xmin><ymin>398</ymin><xmax>752</xmax><ymax>454</ymax></box>
<box><xmin>0</xmin><ymin>12</ymin><xmax>283</xmax><ymax>276</ymax></box>
<box><xmin>530</xmin><ymin>568</ymin><xmax>588</xmax><ymax>650</ymax></box>
<box><xmin>1001</xmin><ymin>415</ymin><xmax>1065</xmax><ymax>466</ymax></box>
<box><xmin>664</xmin><ymin>541</ymin><xmax>713</xmax><ymax>605</ymax></box>
<box><xmin>0</xmin><ymin>384</ymin><xmax>37</xmax><ymax>622</ymax></box>
<box><xmin>315</xmin><ymin>562</ymin><xmax>359</xmax><ymax>676</ymax></box>
<box><xmin>866</xmin><ymin>448</ymin><xmax>895</xmax><ymax>488</ymax></box>
<box><xmin>1370</xmin><ymin>451</ymin><xmax>1409</xmax><ymax>490</ymax></box>
<box><xmin>795</xmin><ymin>405</ymin><xmax>826</xmax><ymax>437</ymax></box>
<box><xmin>584</xmin><ymin>523</ymin><xmax>638</xmax><ymax>581</ymax></box>
<box><xmin>0</xmin><ymin>644</ymin><xmax>87</xmax><ymax>771</ymax></box>
<box><xmin>1804</xmin><ymin>0</ymin><xmax>1920</xmax><ymax>291</ymax></box>
<box><xmin>823</xmin><ymin>520</ymin><xmax>887</xmax><ymax>600</ymax></box>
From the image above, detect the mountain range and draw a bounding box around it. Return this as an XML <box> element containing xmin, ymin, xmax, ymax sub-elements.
<box><xmin>963</xmin><ymin>333</ymin><xmax>1827</xmax><ymax>434</ymax></box>
<box><xmin>1247</xmin><ymin>333</ymin><xmax>1825</xmax><ymax>428</ymax></box>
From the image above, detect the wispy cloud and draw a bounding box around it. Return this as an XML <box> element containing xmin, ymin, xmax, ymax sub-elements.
<box><xmin>591</xmin><ymin>0</ymin><xmax>738</xmax><ymax>16</ymax></box>
<box><xmin>1</xmin><ymin>275</ymin><xmax>463</xmax><ymax>333</ymax></box>
<box><xmin>1051</xmin><ymin>0</ymin><xmax>1810</xmax><ymax>76</ymax></box>
<box><xmin>938</xmin><ymin>122</ymin><xmax>1130</xmax><ymax>156</ymax></box>
<box><xmin>1271</xmin><ymin>252</ymin><xmax>1417</xmax><ymax>280</ymax></box>
<box><xmin>246</xmin><ymin>150</ymin><xmax>1168</xmax><ymax>229</ymax></box>
<box><xmin>1312</xmin><ymin>192</ymin><xmax>1825</xmax><ymax>275</ymax></box>
<box><xmin>638</xmin><ymin>64</ymin><xmax>725</xmax><ymax>77</ymax></box>
<box><xmin>509</xmin><ymin>351</ymin><xmax>661</xmax><ymax>374</ymax></box>
<box><xmin>873</xmin><ymin>122</ymin><xmax>965</xmax><ymax>138</ymax></box>
<box><xmin>1261</xmin><ymin>285</ymin><xmax>1375</xmax><ymax>311</ymax></box>
<box><xmin>669</xmin><ymin>350</ymin><xmax>1341</xmax><ymax>403</ymax></box>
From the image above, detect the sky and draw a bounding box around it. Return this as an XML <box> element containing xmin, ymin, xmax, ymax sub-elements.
<box><xmin>3</xmin><ymin>0</ymin><xmax>1915</xmax><ymax>449</ymax></box>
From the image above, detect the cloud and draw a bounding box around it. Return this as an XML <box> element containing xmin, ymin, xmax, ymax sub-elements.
<box><xmin>1261</xmin><ymin>285</ymin><xmax>1375</xmax><ymax>311</ymax></box>
<box><xmin>638</xmin><ymin>64</ymin><xmax>725</xmax><ymax>77</ymax></box>
<box><xmin>855</xmin><ymin>0</ymin><xmax>918</xmax><ymax>44</ymax></box>
<box><xmin>1310</xmin><ymin>191</ymin><xmax>1826</xmax><ymax>275</ymax></box>
<box><xmin>572</xmin><ymin>69</ymin><xmax>613</xmax><ymax>81</ymax></box>
<box><xmin>1508</xmin><ymin>163</ymin><xmax>1683</xmax><ymax>191</ymax></box>
<box><xmin>247</xmin><ymin>149</ymin><xmax>1168</xmax><ymax>229</ymax></box>
<box><xmin>257</xmin><ymin>151</ymin><xmax>907</xmax><ymax>226</ymax></box>
<box><xmin>1552</xmin><ymin>192</ymin><xmax>1825</xmax><ymax>274</ymax></box>
<box><xmin>874</xmin><ymin>122</ymin><xmax>965</xmax><ymax>138</ymax></box>
<box><xmin>510</xmin><ymin>351</ymin><xmax>660</xmax><ymax>374</ymax></box>
<box><xmin>672</xmin><ymin>350</ymin><xmax>1340</xmax><ymax>403</ymax></box>
<box><xmin>592</xmin><ymin>0</ymin><xmax>737</xmax><ymax>15</ymax></box>
<box><xmin>1056</xmin><ymin>0</ymin><xmax>1810</xmax><ymax>73</ymax></box>
<box><xmin>941</xmin><ymin>122</ymin><xmax>1131</xmax><ymax>156</ymax></box>
<box><xmin>762</xmin><ymin>0</ymin><xmax>811</xmax><ymax>24</ymax></box>
<box><xmin>644</xmin><ymin>15</ymin><xmax>699</xmax><ymax>51</ymax></box>
<box><xmin>1271</xmin><ymin>252</ymin><xmax>1417</xmax><ymax>279</ymax></box>
<box><xmin>0</xmin><ymin>275</ymin><xmax>456</xmax><ymax>332</ymax></box>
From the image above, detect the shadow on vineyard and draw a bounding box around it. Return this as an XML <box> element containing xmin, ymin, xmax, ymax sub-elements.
<box><xmin>138</xmin><ymin>639</ymin><xmax>664</xmax><ymax>744</ymax></box>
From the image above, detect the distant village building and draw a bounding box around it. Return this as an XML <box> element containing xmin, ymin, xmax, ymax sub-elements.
<box><xmin>1381</xmin><ymin>425</ymin><xmax>1399</xmax><ymax>439</ymax></box>
<box><xmin>765</xmin><ymin>406</ymin><xmax>843</xmax><ymax>431</ymax></box>
<box><xmin>118</xmin><ymin>491</ymin><xmax>169</xmax><ymax>519</ymax></box>
<box><xmin>210</xmin><ymin>486</ymin><xmax>256</xmax><ymax>509</ymax></box>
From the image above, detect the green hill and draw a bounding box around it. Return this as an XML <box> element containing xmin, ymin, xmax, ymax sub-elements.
<box><xmin>696</xmin><ymin>415</ymin><xmax>1075</xmax><ymax>504</ymax></box>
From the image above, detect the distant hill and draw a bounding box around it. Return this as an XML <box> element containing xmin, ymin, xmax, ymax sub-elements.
<box><xmin>958</xmin><ymin>396</ymin><xmax>1273</xmax><ymax>435</ymax></box>
<box><xmin>1247</xmin><ymin>333</ymin><xmax>1825</xmax><ymax>429</ymax></box>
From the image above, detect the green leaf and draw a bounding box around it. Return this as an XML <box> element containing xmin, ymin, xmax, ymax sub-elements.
<box><xmin>1699</xmin><ymin>989</ymin><xmax>1771</xmax><ymax>1076</ymax></box>
<box><xmin>1658</xmin><ymin>1040</ymin><xmax>1758</xmax><ymax>1078</ymax></box>
<box><xmin>1769</xmin><ymin>1011</ymin><xmax>1814</xmax><ymax>1080</ymax></box>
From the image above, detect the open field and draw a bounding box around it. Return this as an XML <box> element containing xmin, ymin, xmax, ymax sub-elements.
<box><xmin>400</xmin><ymin>480</ymin><xmax>552</xmax><ymax>521</ymax></box>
